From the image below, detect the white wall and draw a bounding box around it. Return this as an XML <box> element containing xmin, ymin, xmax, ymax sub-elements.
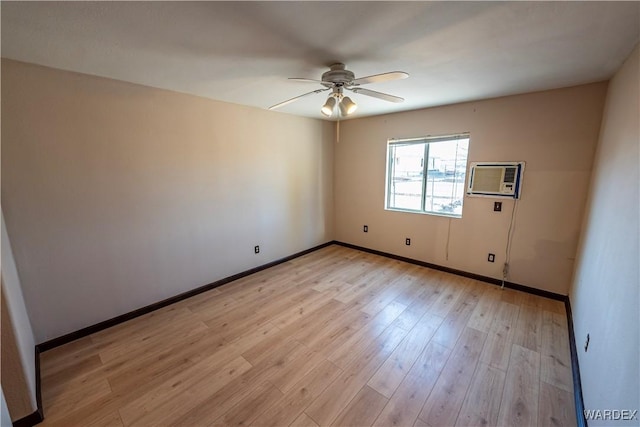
<box><xmin>570</xmin><ymin>45</ymin><xmax>639</xmax><ymax>425</ymax></box>
<box><xmin>1</xmin><ymin>211</ymin><xmax>37</xmax><ymax>414</ymax></box>
<box><xmin>1</xmin><ymin>389</ymin><xmax>11</xmax><ymax>427</ymax></box>
<box><xmin>1</xmin><ymin>59</ymin><xmax>334</xmax><ymax>342</ymax></box>
<box><xmin>334</xmin><ymin>83</ymin><xmax>607</xmax><ymax>295</ymax></box>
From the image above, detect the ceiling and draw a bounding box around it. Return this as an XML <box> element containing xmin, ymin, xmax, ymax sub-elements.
<box><xmin>2</xmin><ymin>1</ymin><xmax>639</xmax><ymax>120</ymax></box>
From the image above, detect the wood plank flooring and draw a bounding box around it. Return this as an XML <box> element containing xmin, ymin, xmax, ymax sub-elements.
<box><xmin>39</xmin><ymin>245</ymin><xmax>576</xmax><ymax>426</ymax></box>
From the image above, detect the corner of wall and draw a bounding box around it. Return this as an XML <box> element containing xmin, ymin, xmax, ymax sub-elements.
<box><xmin>1</xmin><ymin>210</ymin><xmax>38</xmax><ymax>420</ymax></box>
<box><xmin>568</xmin><ymin>43</ymin><xmax>639</xmax><ymax>424</ymax></box>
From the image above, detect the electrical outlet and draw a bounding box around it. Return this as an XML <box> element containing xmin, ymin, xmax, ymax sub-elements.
<box><xmin>363</xmin><ymin>225</ymin><xmax>368</xmax><ymax>232</ymax></box>
<box><xmin>585</xmin><ymin>333</ymin><xmax>590</xmax><ymax>352</ymax></box>
<box><xmin>494</xmin><ymin>201</ymin><xmax>502</xmax><ymax>212</ymax></box>
<box><xmin>488</xmin><ymin>253</ymin><xmax>495</xmax><ymax>262</ymax></box>
<box><xmin>405</xmin><ymin>238</ymin><xmax>411</xmax><ymax>246</ymax></box>
<box><xmin>254</xmin><ymin>245</ymin><xmax>260</xmax><ymax>254</ymax></box>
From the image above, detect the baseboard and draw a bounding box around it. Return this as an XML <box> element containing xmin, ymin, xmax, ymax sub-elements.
<box><xmin>565</xmin><ymin>298</ymin><xmax>588</xmax><ymax>427</ymax></box>
<box><xmin>36</xmin><ymin>238</ymin><xmax>565</xmax><ymax>352</ymax></box>
<box><xmin>36</xmin><ymin>240</ymin><xmax>334</xmax><ymax>353</ymax></box>
<box><xmin>333</xmin><ymin>241</ymin><xmax>566</xmax><ymax>301</ymax></box>
<box><xmin>12</xmin><ymin>410</ymin><xmax>42</xmax><ymax>427</ymax></box>
<box><xmin>31</xmin><ymin>239</ymin><xmax>585</xmax><ymax>427</ymax></box>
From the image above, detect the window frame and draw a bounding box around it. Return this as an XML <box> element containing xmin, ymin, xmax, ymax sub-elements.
<box><xmin>384</xmin><ymin>133</ymin><xmax>470</xmax><ymax>218</ymax></box>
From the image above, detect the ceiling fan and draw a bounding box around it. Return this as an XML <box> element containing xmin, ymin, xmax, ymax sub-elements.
<box><xmin>269</xmin><ymin>63</ymin><xmax>409</xmax><ymax>118</ymax></box>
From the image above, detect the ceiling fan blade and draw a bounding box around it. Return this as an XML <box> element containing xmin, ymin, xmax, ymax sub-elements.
<box><xmin>268</xmin><ymin>88</ymin><xmax>329</xmax><ymax>110</ymax></box>
<box><xmin>288</xmin><ymin>78</ymin><xmax>324</xmax><ymax>84</ymax></box>
<box><xmin>351</xmin><ymin>71</ymin><xmax>409</xmax><ymax>86</ymax></box>
<box><xmin>349</xmin><ymin>87</ymin><xmax>404</xmax><ymax>103</ymax></box>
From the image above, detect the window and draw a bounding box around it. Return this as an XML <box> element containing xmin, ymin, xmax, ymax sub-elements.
<box><xmin>385</xmin><ymin>134</ymin><xmax>470</xmax><ymax>217</ymax></box>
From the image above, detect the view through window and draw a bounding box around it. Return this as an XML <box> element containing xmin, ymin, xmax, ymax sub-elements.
<box><xmin>385</xmin><ymin>134</ymin><xmax>470</xmax><ymax>217</ymax></box>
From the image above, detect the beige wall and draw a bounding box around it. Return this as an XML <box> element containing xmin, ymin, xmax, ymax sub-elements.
<box><xmin>335</xmin><ymin>83</ymin><xmax>607</xmax><ymax>295</ymax></box>
<box><xmin>1</xmin><ymin>59</ymin><xmax>334</xmax><ymax>343</ymax></box>
<box><xmin>570</xmin><ymin>45</ymin><xmax>639</xmax><ymax>424</ymax></box>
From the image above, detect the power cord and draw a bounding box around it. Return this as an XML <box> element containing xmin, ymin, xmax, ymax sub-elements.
<box><xmin>501</xmin><ymin>199</ymin><xmax>518</xmax><ymax>289</ymax></box>
<box><xmin>446</xmin><ymin>218</ymin><xmax>452</xmax><ymax>261</ymax></box>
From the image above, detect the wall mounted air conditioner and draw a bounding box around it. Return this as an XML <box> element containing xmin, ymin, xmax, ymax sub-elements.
<box><xmin>467</xmin><ymin>162</ymin><xmax>525</xmax><ymax>199</ymax></box>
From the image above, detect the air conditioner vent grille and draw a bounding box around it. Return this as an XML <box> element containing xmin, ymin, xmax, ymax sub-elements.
<box><xmin>503</xmin><ymin>167</ymin><xmax>517</xmax><ymax>183</ymax></box>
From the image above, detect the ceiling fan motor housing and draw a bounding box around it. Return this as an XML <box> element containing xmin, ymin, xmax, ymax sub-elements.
<box><xmin>321</xmin><ymin>63</ymin><xmax>355</xmax><ymax>87</ymax></box>
<box><xmin>268</xmin><ymin>62</ymin><xmax>407</xmax><ymax>112</ymax></box>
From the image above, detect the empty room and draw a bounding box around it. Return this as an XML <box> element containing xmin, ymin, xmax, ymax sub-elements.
<box><xmin>1</xmin><ymin>2</ymin><xmax>638</xmax><ymax>427</ymax></box>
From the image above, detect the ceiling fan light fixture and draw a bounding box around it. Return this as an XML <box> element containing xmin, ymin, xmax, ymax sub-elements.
<box><xmin>270</xmin><ymin>63</ymin><xmax>407</xmax><ymax>117</ymax></box>
<box><xmin>321</xmin><ymin>96</ymin><xmax>337</xmax><ymax>117</ymax></box>
<box><xmin>339</xmin><ymin>96</ymin><xmax>357</xmax><ymax>116</ymax></box>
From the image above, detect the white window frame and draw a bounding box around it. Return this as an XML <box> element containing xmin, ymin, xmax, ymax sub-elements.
<box><xmin>385</xmin><ymin>133</ymin><xmax>470</xmax><ymax>218</ymax></box>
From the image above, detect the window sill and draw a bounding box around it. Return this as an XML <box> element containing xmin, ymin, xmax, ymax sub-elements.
<box><xmin>384</xmin><ymin>207</ymin><xmax>462</xmax><ymax>219</ymax></box>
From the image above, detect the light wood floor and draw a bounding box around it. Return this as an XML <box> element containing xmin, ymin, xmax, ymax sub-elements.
<box><xmin>40</xmin><ymin>245</ymin><xmax>577</xmax><ymax>426</ymax></box>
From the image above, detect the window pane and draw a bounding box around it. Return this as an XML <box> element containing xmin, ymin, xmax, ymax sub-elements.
<box><xmin>386</xmin><ymin>135</ymin><xmax>469</xmax><ymax>218</ymax></box>
<box><xmin>424</xmin><ymin>138</ymin><xmax>469</xmax><ymax>216</ymax></box>
<box><xmin>388</xmin><ymin>144</ymin><xmax>424</xmax><ymax>210</ymax></box>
